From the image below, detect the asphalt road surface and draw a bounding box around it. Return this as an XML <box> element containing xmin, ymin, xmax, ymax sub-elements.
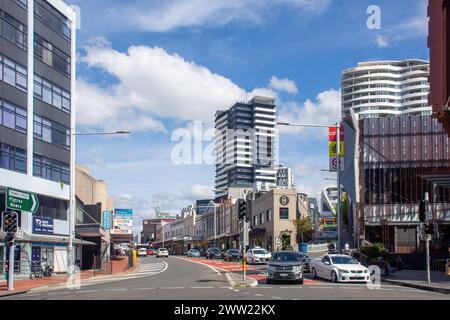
<box><xmin>2</xmin><ymin>256</ymin><xmax>449</xmax><ymax>300</ymax></box>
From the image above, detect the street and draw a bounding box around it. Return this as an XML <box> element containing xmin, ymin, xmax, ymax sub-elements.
<box><xmin>2</xmin><ymin>257</ymin><xmax>449</xmax><ymax>300</ymax></box>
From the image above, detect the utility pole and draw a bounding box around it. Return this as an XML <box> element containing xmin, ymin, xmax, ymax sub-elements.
<box><xmin>336</xmin><ymin>122</ymin><xmax>342</xmax><ymax>253</ymax></box>
<box><xmin>7</xmin><ymin>236</ymin><xmax>15</xmax><ymax>291</ymax></box>
<box><xmin>424</xmin><ymin>192</ymin><xmax>431</xmax><ymax>285</ymax></box>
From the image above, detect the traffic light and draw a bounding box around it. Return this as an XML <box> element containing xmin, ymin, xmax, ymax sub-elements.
<box><xmin>237</xmin><ymin>199</ymin><xmax>247</xmax><ymax>221</ymax></box>
<box><xmin>5</xmin><ymin>232</ymin><xmax>14</xmax><ymax>247</ymax></box>
<box><xmin>425</xmin><ymin>223</ymin><xmax>433</xmax><ymax>235</ymax></box>
<box><xmin>2</xmin><ymin>211</ymin><xmax>18</xmax><ymax>234</ymax></box>
<box><xmin>418</xmin><ymin>200</ymin><xmax>426</xmax><ymax>223</ymax></box>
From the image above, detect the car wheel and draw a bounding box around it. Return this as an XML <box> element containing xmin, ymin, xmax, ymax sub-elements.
<box><xmin>311</xmin><ymin>268</ymin><xmax>317</xmax><ymax>279</ymax></box>
<box><xmin>266</xmin><ymin>278</ymin><xmax>272</xmax><ymax>284</ymax></box>
<box><xmin>331</xmin><ymin>271</ymin><xmax>338</xmax><ymax>283</ymax></box>
<box><xmin>298</xmin><ymin>277</ymin><xmax>304</xmax><ymax>285</ymax></box>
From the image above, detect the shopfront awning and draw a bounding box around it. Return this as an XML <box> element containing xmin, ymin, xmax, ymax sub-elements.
<box><xmin>6</xmin><ymin>234</ymin><xmax>97</xmax><ymax>246</ymax></box>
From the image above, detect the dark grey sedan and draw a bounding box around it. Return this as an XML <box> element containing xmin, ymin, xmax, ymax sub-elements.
<box><xmin>266</xmin><ymin>251</ymin><xmax>305</xmax><ymax>284</ymax></box>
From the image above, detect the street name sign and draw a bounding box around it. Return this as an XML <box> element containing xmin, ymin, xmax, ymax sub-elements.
<box><xmin>6</xmin><ymin>188</ymin><xmax>39</xmax><ymax>213</ymax></box>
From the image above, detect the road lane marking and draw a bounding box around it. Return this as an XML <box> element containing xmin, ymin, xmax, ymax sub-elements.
<box><xmin>104</xmin><ymin>288</ymin><xmax>128</xmax><ymax>291</ymax></box>
<box><xmin>309</xmin><ymin>286</ymin><xmax>333</xmax><ymax>289</ymax></box>
<box><xmin>190</xmin><ymin>286</ymin><xmax>214</xmax><ymax>289</ymax></box>
<box><xmin>254</xmin><ymin>293</ymin><xmax>263</xmax><ymax>296</ymax></box>
<box><xmin>161</xmin><ymin>287</ymin><xmax>185</xmax><ymax>290</ymax></box>
<box><xmin>271</xmin><ymin>296</ymin><xmax>283</xmax><ymax>299</ymax></box>
<box><xmin>133</xmin><ymin>288</ymin><xmax>155</xmax><ymax>290</ymax></box>
<box><xmin>78</xmin><ymin>290</ymin><xmax>100</xmax><ymax>293</ymax></box>
<box><xmin>172</xmin><ymin>256</ymin><xmax>222</xmax><ymax>275</ymax></box>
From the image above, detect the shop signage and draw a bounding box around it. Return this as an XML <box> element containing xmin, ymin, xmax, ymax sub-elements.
<box><xmin>279</xmin><ymin>195</ymin><xmax>290</xmax><ymax>206</ymax></box>
<box><xmin>33</xmin><ymin>216</ymin><xmax>54</xmax><ymax>235</ymax></box>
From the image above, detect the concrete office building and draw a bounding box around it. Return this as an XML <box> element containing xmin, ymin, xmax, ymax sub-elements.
<box><xmin>214</xmin><ymin>96</ymin><xmax>278</xmax><ymax>198</ymax></box>
<box><xmin>342</xmin><ymin>60</ymin><xmax>431</xmax><ymax>119</ymax></box>
<box><xmin>0</xmin><ymin>0</ymin><xmax>76</xmax><ymax>274</ymax></box>
<box><xmin>275</xmin><ymin>165</ymin><xmax>295</xmax><ymax>189</ymax></box>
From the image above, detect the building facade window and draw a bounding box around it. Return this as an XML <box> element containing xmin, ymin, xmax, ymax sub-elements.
<box><xmin>34</xmin><ymin>74</ymin><xmax>70</xmax><ymax>113</ymax></box>
<box><xmin>0</xmin><ymin>10</ymin><xmax>27</xmax><ymax>50</ymax></box>
<box><xmin>12</xmin><ymin>0</ymin><xmax>28</xmax><ymax>9</ymax></box>
<box><xmin>34</xmin><ymin>34</ymin><xmax>71</xmax><ymax>76</ymax></box>
<box><xmin>279</xmin><ymin>208</ymin><xmax>289</xmax><ymax>220</ymax></box>
<box><xmin>33</xmin><ymin>154</ymin><xmax>70</xmax><ymax>184</ymax></box>
<box><xmin>0</xmin><ymin>143</ymin><xmax>26</xmax><ymax>173</ymax></box>
<box><xmin>33</xmin><ymin>114</ymin><xmax>70</xmax><ymax>149</ymax></box>
<box><xmin>34</xmin><ymin>194</ymin><xmax>68</xmax><ymax>221</ymax></box>
<box><xmin>34</xmin><ymin>0</ymin><xmax>71</xmax><ymax>40</ymax></box>
<box><xmin>0</xmin><ymin>55</ymin><xmax>27</xmax><ymax>92</ymax></box>
<box><xmin>253</xmin><ymin>215</ymin><xmax>258</xmax><ymax>227</ymax></box>
<box><xmin>260</xmin><ymin>212</ymin><xmax>265</xmax><ymax>224</ymax></box>
<box><xmin>0</xmin><ymin>99</ymin><xmax>27</xmax><ymax>134</ymax></box>
<box><xmin>266</xmin><ymin>209</ymin><xmax>272</xmax><ymax>222</ymax></box>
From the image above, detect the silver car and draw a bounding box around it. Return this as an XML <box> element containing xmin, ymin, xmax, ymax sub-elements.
<box><xmin>266</xmin><ymin>251</ymin><xmax>304</xmax><ymax>284</ymax></box>
<box><xmin>186</xmin><ymin>248</ymin><xmax>201</xmax><ymax>258</ymax></box>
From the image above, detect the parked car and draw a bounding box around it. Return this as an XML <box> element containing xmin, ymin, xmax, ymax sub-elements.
<box><xmin>246</xmin><ymin>247</ymin><xmax>272</xmax><ymax>264</ymax></box>
<box><xmin>266</xmin><ymin>251</ymin><xmax>304</xmax><ymax>284</ymax></box>
<box><xmin>156</xmin><ymin>248</ymin><xmax>169</xmax><ymax>258</ymax></box>
<box><xmin>137</xmin><ymin>248</ymin><xmax>148</xmax><ymax>257</ymax></box>
<box><xmin>310</xmin><ymin>254</ymin><xmax>370</xmax><ymax>283</ymax></box>
<box><xmin>223</xmin><ymin>249</ymin><xmax>243</xmax><ymax>262</ymax></box>
<box><xmin>147</xmin><ymin>249</ymin><xmax>155</xmax><ymax>256</ymax></box>
<box><xmin>206</xmin><ymin>247</ymin><xmax>222</xmax><ymax>259</ymax></box>
<box><xmin>186</xmin><ymin>248</ymin><xmax>201</xmax><ymax>258</ymax></box>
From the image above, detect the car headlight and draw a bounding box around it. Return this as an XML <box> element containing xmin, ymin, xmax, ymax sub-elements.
<box><xmin>338</xmin><ymin>269</ymin><xmax>349</xmax><ymax>273</ymax></box>
<box><xmin>363</xmin><ymin>270</ymin><xmax>368</xmax><ymax>273</ymax></box>
<box><xmin>293</xmin><ymin>265</ymin><xmax>302</xmax><ymax>271</ymax></box>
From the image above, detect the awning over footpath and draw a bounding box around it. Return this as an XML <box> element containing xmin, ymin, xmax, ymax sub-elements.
<box><xmin>0</xmin><ymin>233</ymin><xmax>96</xmax><ymax>246</ymax></box>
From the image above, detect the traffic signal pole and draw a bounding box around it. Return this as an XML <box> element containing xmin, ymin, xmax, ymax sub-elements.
<box><xmin>8</xmin><ymin>239</ymin><xmax>14</xmax><ymax>291</ymax></box>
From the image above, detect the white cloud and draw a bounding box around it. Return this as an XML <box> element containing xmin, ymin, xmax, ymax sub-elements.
<box><xmin>376</xmin><ymin>35</ymin><xmax>389</xmax><ymax>48</ymax></box>
<box><xmin>116</xmin><ymin>0</ymin><xmax>331</xmax><ymax>32</ymax></box>
<box><xmin>269</xmin><ymin>76</ymin><xmax>299</xmax><ymax>95</ymax></box>
<box><xmin>278</xmin><ymin>89</ymin><xmax>341</xmax><ymax>135</ymax></box>
<box><xmin>188</xmin><ymin>184</ymin><xmax>214</xmax><ymax>199</ymax></box>
<box><xmin>77</xmin><ymin>39</ymin><xmax>281</xmax><ymax>133</ymax></box>
<box><xmin>374</xmin><ymin>0</ymin><xmax>427</xmax><ymax>48</ymax></box>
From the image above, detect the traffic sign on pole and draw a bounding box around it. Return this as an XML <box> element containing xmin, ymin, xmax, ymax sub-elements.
<box><xmin>6</xmin><ymin>188</ymin><xmax>39</xmax><ymax>213</ymax></box>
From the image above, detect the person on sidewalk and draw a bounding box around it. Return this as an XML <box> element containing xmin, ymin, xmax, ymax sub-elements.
<box><xmin>4</xmin><ymin>264</ymin><xmax>9</xmax><ymax>289</ymax></box>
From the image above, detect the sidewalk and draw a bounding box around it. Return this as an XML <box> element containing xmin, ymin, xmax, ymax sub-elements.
<box><xmin>383</xmin><ymin>270</ymin><xmax>450</xmax><ymax>294</ymax></box>
<box><xmin>0</xmin><ymin>256</ymin><xmax>134</xmax><ymax>297</ymax></box>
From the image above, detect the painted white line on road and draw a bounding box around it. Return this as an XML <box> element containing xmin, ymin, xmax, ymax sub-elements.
<box><xmin>190</xmin><ymin>286</ymin><xmax>214</xmax><ymax>289</ymax></box>
<box><xmin>254</xmin><ymin>293</ymin><xmax>263</xmax><ymax>297</ymax></box>
<box><xmin>338</xmin><ymin>287</ymin><xmax>365</xmax><ymax>290</ymax></box>
<box><xmin>78</xmin><ymin>290</ymin><xmax>100</xmax><ymax>293</ymax></box>
<box><xmin>172</xmin><ymin>257</ymin><xmax>222</xmax><ymax>275</ymax></box>
<box><xmin>104</xmin><ymin>288</ymin><xmax>128</xmax><ymax>291</ymax></box>
<box><xmin>220</xmin><ymin>286</ymin><xmax>232</xmax><ymax>289</ymax></box>
<box><xmin>233</xmin><ymin>289</ymin><xmax>240</xmax><ymax>292</ymax></box>
<box><xmin>161</xmin><ymin>287</ymin><xmax>185</xmax><ymax>290</ymax></box>
<box><xmin>271</xmin><ymin>296</ymin><xmax>283</xmax><ymax>299</ymax></box>
<box><xmin>309</xmin><ymin>286</ymin><xmax>333</xmax><ymax>289</ymax></box>
<box><xmin>133</xmin><ymin>288</ymin><xmax>156</xmax><ymax>290</ymax></box>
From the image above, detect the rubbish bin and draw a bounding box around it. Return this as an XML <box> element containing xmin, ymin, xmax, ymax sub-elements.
<box><xmin>298</xmin><ymin>243</ymin><xmax>308</xmax><ymax>255</ymax></box>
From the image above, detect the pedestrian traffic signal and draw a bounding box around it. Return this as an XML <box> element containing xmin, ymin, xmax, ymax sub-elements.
<box><xmin>425</xmin><ymin>223</ymin><xmax>433</xmax><ymax>235</ymax></box>
<box><xmin>2</xmin><ymin>211</ymin><xmax>18</xmax><ymax>234</ymax></box>
<box><xmin>5</xmin><ymin>232</ymin><xmax>14</xmax><ymax>247</ymax></box>
<box><xmin>237</xmin><ymin>199</ymin><xmax>247</xmax><ymax>221</ymax></box>
<box><xmin>418</xmin><ymin>200</ymin><xmax>426</xmax><ymax>223</ymax></box>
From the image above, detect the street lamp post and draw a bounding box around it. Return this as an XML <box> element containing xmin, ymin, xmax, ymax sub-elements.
<box><xmin>67</xmin><ymin>130</ymin><xmax>130</xmax><ymax>276</ymax></box>
<box><xmin>277</xmin><ymin>121</ymin><xmax>343</xmax><ymax>252</ymax></box>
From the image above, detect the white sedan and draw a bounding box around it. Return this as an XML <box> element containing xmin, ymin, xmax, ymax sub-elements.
<box><xmin>310</xmin><ymin>254</ymin><xmax>370</xmax><ymax>283</ymax></box>
<box><xmin>246</xmin><ymin>247</ymin><xmax>272</xmax><ymax>265</ymax></box>
<box><xmin>156</xmin><ymin>248</ymin><xmax>169</xmax><ymax>258</ymax></box>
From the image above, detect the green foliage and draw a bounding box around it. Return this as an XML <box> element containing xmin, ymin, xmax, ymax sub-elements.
<box><xmin>361</xmin><ymin>242</ymin><xmax>395</xmax><ymax>265</ymax></box>
<box><xmin>292</xmin><ymin>218</ymin><xmax>313</xmax><ymax>243</ymax></box>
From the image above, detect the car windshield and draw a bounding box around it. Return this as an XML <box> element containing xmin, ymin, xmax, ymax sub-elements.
<box><xmin>159</xmin><ymin>248</ymin><xmax>168</xmax><ymax>252</ymax></box>
<box><xmin>253</xmin><ymin>250</ymin><xmax>268</xmax><ymax>255</ymax></box>
<box><xmin>228</xmin><ymin>250</ymin><xmax>240</xmax><ymax>254</ymax></box>
<box><xmin>272</xmin><ymin>252</ymin><xmax>302</xmax><ymax>262</ymax></box>
<box><xmin>210</xmin><ymin>248</ymin><xmax>220</xmax><ymax>253</ymax></box>
<box><xmin>331</xmin><ymin>256</ymin><xmax>359</xmax><ymax>264</ymax></box>
<box><xmin>190</xmin><ymin>249</ymin><xmax>199</xmax><ymax>252</ymax></box>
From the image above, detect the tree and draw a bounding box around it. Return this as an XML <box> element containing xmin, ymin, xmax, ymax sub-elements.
<box><xmin>291</xmin><ymin>218</ymin><xmax>313</xmax><ymax>243</ymax></box>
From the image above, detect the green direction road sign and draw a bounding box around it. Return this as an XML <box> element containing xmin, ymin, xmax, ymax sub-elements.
<box><xmin>6</xmin><ymin>188</ymin><xmax>39</xmax><ymax>213</ymax></box>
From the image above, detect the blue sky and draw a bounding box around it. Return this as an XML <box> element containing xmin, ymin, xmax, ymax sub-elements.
<box><xmin>66</xmin><ymin>0</ymin><xmax>429</xmax><ymax>230</ymax></box>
